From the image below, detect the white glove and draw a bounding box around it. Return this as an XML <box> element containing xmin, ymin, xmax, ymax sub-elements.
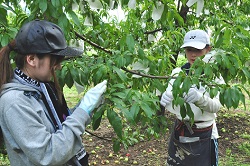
<box><xmin>160</xmin><ymin>91</ymin><xmax>173</xmax><ymax>107</ymax></box>
<box><xmin>79</xmin><ymin>80</ymin><xmax>107</xmax><ymax>115</ymax></box>
<box><xmin>184</xmin><ymin>88</ymin><xmax>202</xmax><ymax>103</ymax></box>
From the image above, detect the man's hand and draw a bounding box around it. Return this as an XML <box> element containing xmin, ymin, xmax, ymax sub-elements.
<box><xmin>79</xmin><ymin>80</ymin><xmax>107</xmax><ymax>115</ymax></box>
<box><xmin>160</xmin><ymin>91</ymin><xmax>173</xmax><ymax>107</ymax></box>
<box><xmin>184</xmin><ymin>88</ymin><xmax>202</xmax><ymax>103</ymax></box>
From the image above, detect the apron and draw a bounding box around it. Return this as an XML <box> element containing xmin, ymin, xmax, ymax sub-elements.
<box><xmin>167</xmin><ymin>119</ymin><xmax>213</xmax><ymax>166</ymax></box>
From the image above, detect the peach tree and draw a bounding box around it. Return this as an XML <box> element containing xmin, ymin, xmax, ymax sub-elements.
<box><xmin>1</xmin><ymin>0</ymin><xmax>250</xmax><ymax>152</ymax></box>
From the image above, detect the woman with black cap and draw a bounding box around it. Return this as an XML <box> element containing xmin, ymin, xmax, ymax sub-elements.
<box><xmin>0</xmin><ymin>19</ymin><xmax>107</xmax><ymax>166</ymax></box>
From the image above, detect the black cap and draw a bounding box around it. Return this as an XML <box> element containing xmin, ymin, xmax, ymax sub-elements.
<box><xmin>15</xmin><ymin>19</ymin><xmax>83</xmax><ymax>57</ymax></box>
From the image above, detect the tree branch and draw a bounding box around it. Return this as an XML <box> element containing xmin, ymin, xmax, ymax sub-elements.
<box><xmin>74</xmin><ymin>31</ymin><xmax>172</xmax><ymax>79</ymax></box>
<box><xmin>144</xmin><ymin>28</ymin><xmax>163</xmax><ymax>34</ymax></box>
<box><xmin>85</xmin><ymin>129</ymin><xmax>112</xmax><ymax>141</ymax></box>
<box><xmin>74</xmin><ymin>31</ymin><xmax>112</xmax><ymax>54</ymax></box>
<box><xmin>121</xmin><ymin>67</ymin><xmax>170</xmax><ymax>79</ymax></box>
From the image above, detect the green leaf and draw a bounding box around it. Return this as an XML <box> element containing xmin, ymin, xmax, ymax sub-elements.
<box><xmin>239</xmin><ymin>92</ymin><xmax>246</xmax><ymax>110</ymax></box>
<box><xmin>238</xmin><ymin>70</ymin><xmax>247</xmax><ymax>84</ymax></box>
<box><xmin>57</xmin><ymin>65</ymin><xmax>69</xmax><ymax>87</ymax></box>
<box><xmin>130</xmin><ymin>103</ymin><xmax>140</xmax><ymax>119</ymax></box>
<box><xmin>239</xmin><ymin>85</ymin><xmax>249</xmax><ymax>110</ymax></box>
<box><xmin>16</xmin><ymin>14</ymin><xmax>28</xmax><ymax>27</ymax></box>
<box><xmin>109</xmin><ymin>97</ymin><xmax>124</xmax><ymax>104</ymax></box>
<box><xmin>182</xmin><ymin>77</ymin><xmax>191</xmax><ymax>93</ymax></box>
<box><xmin>221</xmin><ymin>54</ymin><xmax>231</xmax><ymax>68</ymax></box>
<box><xmin>124</xmin><ymin>89</ymin><xmax>134</xmax><ymax>100</ymax></box>
<box><xmin>180</xmin><ymin>103</ymin><xmax>186</xmax><ymax>119</ymax></box>
<box><xmin>173</xmin><ymin>96</ymin><xmax>185</xmax><ymax>107</ymax></box>
<box><xmin>152</xmin><ymin>79</ymin><xmax>165</xmax><ymax>93</ymax></box>
<box><xmin>107</xmin><ymin>109</ymin><xmax>123</xmax><ymax>139</ymax></box>
<box><xmin>192</xmin><ymin>77</ymin><xmax>200</xmax><ymax>86</ymax></box>
<box><xmin>94</xmin><ymin>65</ymin><xmax>107</xmax><ymax>83</ymax></box>
<box><xmin>92</xmin><ymin>106</ymin><xmax>105</xmax><ymax>130</ymax></box>
<box><xmin>115</xmin><ymin>56</ymin><xmax>127</xmax><ymax>68</ymax></box>
<box><xmin>121</xmin><ymin>0</ymin><xmax>130</xmax><ymax>6</ymax></box>
<box><xmin>186</xmin><ymin>103</ymin><xmax>194</xmax><ymax>124</ymax></box>
<box><xmin>173</xmin><ymin>9</ymin><xmax>184</xmax><ymax>26</ymax></box>
<box><xmin>60</xmin><ymin>0</ymin><xmax>66</xmax><ymax>4</ymax></box>
<box><xmin>58</xmin><ymin>14</ymin><xmax>68</xmax><ymax>31</ymax></box>
<box><xmin>79</xmin><ymin>68</ymin><xmax>89</xmax><ymax>85</ymax></box>
<box><xmin>122</xmin><ymin>109</ymin><xmax>135</xmax><ymax>124</ymax></box>
<box><xmin>223</xmin><ymin>28</ymin><xmax>232</xmax><ymax>45</ymax></box>
<box><xmin>242</xmin><ymin>67</ymin><xmax>250</xmax><ymax>83</ymax></box>
<box><xmin>68</xmin><ymin>11</ymin><xmax>80</xmax><ymax>26</ymax></box>
<box><xmin>123</xmin><ymin>51</ymin><xmax>133</xmax><ymax>66</ymax></box>
<box><xmin>73</xmin><ymin>68</ymin><xmax>83</xmax><ymax>85</ymax></box>
<box><xmin>69</xmin><ymin>66</ymin><xmax>79</xmax><ymax>80</ymax></box>
<box><xmin>210</xmin><ymin>87</ymin><xmax>219</xmax><ymax>98</ymax></box>
<box><xmin>214</xmin><ymin>30</ymin><xmax>224</xmax><ymax>47</ymax></box>
<box><xmin>126</xmin><ymin>34</ymin><xmax>135</xmax><ymax>52</ymax></box>
<box><xmin>111</xmin><ymin>83</ymin><xmax>126</xmax><ymax>89</ymax></box>
<box><xmin>172</xmin><ymin>76</ymin><xmax>183</xmax><ymax>98</ymax></box>
<box><xmin>231</xmin><ymin>86</ymin><xmax>241</xmax><ymax>109</ymax></box>
<box><xmin>0</xmin><ymin>8</ymin><xmax>7</xmax><ymax>25</ymax></box>
<box><xmin>51</xmin><ymin>0</ymin><xmax>60</xmax><ymax>7</ymax></box>
<box><xmin>204</xmin><ymin>65</ymin><xmax>212</xmax><ymax>77</ymax></box>
<box><xmin>64</xmin><ymin>67</ymin><xmax>74</xmax><ymax>88</ymax></box>
<box><xmin>141</xmin><ymin>102</ymin><xmax>154</xmax><ymax>118</ymax></box>
<box><xmin>0</xmin><ymin>34</ymin><xmax>9</xmax><ymax>46</ymax></box>
<box><xmin>113</xmin><ymin>66</ymin><xmax>127</xmax><ymax>82</ymax></box>
<box><xmin>194</xmin><ymin>66</ymin><xmax>203</xmax><ymax>75</ymax></box>
<box><xmin>224</xmin><ymin>88</ymin><xmax>233</xmax><ymax>109</ymax></box>
<box><xmin>113</xmin><ymin>139</ymin><xmax>121</xmax><ymax>153</ymax></box>
<box><xmin>39</xmin><ymin>0</ymin><xmax>47</xmax><ymax>13</ymax></box>
<box><xmin>138</xmin><ymin>47</ymin><xmax>145</xmax><ymax>59</ymax></box>
<box><xmin>112</xmin><ymin>92</ymin><xmax>126</xmax><ymax>99</ymax></box>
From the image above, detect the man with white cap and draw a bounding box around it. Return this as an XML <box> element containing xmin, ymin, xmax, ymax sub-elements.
<box><xmin>160</xmin><ymin>29</ymin><xmax>224</xmax><ymax>166</ymax></box>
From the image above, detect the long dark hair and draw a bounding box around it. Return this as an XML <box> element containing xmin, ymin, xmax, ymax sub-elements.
<box><xmin>0</xmin><ymin>40</ymin><xmax>15</xmax><ymax>91</ymax></box>
<box><xmin>0</xmin><ymin>41</ymin><xmax>16</xmax><ymax>153</ymax></box>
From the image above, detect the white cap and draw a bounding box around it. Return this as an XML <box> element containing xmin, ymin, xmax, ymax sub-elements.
<box><xmin>180</xmin><ymin>29</ymin><xmax>210</xmax><ymax>49</ymax></box>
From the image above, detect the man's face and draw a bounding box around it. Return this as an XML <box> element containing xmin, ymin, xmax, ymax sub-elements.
<box><xmin>184</xmin><ymin>47</ymin><xmax>211</xmax><ymax>65</ymax></box>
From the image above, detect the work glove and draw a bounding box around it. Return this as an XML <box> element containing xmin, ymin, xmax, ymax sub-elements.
<box><xmin>79</xmin><ymin>80</ymin><xmax>107</xmax><ymax>115</ymax></box>
<box><xmin>160</xmin><ymin>91</ymin><xmax>173</xmax><ymax>107</ymax></box>
<box><xmin>184</xmin><ymin>88</ymin><xmax>222</xmax><ymax>113</ymax></box>
<box><xmin>183</xmin><ymin>88</ymin><xmax>202</xmax><ymax>103</ymax></box>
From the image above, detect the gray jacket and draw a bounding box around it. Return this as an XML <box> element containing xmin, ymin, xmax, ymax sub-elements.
<box><xmin>0</xmin><ymin>78</ymin><xmax>90</xmax><ymax>166</ymax></box>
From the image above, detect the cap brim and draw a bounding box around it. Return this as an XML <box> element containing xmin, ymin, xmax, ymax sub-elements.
<box><xmin>50</xmin><ymin>47</ymin><xmax>83</xmax><ymax>57</ymax></box>
<box><xmin>180</xmin><ymin>41</ymin><xmax>206</xmax><ymax>49</ymax></box>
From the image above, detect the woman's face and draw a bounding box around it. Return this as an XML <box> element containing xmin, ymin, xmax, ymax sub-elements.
<box><xmin>27</xmin><ymin>54</ymin><xmax>62</xmax><ymax>82</ymax></box>
<box><xmin>184</xmin><ymin>47</ymin><xmax>211</xmax><ymax>65</ymax></box>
